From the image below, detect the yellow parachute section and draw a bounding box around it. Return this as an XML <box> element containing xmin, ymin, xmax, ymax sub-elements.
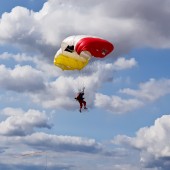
<box><xmin>54</xmin><ymin>53</ymin><xmax>89</xmax><ymax>71</ymax></box>
<box><xmin>54</xmin><ymin>36</ymin><xmax>91</xmax><ymax>71</ymax></box>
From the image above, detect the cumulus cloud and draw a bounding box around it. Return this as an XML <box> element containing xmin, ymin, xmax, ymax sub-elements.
<box><xmin>22</xmin><ymin>132</ymin><xmax>102</xmax><ymax>153</ymax></box>
<box><xmin>95</xmin><ymin>93</ymin><xmax>143</xmax><ymax>114</ymax></box>
<box><xmin>120</xmin><ymin>78</ymin><xmax>170</xmax><ymax>102</ymax></box>
<box><xmin>0</xmin><ymin>6</ymin><xmax>53</xmax><ymax>57</ymax></box>
<box><xmin>0</xmin><ymin>130</ymin><xmax>153</xmax><ymax>170</ymax></box>
<box><xmin>0</xmin><ymin>52</ymin><xmax>62</xmax><ymax>78</ymax></box>
<box><xmin>113</xmin><ymin>115</ymin><xmax>170</xmax><ymax>169</ymax></box>
<box><xmin>0</xmin><ymin>108</ymin><xmax>51</xmax><ymax>136</ymax></box>
<box><xmin>113</xmin><ymin>57</ymin><xmax>137</xmax><ymax>70</ymax></box>
<box><xmin>0</xmin><ymin>52</ymin><xmax>37</xmax><ymax>62</ymax></box>
<box><xmin>28</xmin><ymin>57</ymin><xmax>136</xmax><ymax>109</ymax></box>
<box><xmin>0</xmin><ymin>131</ymin><xmax>102</xmax><ymax>154</ymax></box>
<box><xmin>95</xmin><ymin>78</ymin><xmax>170</xmax><ymax>114</ymax></box>
<box><xmin>0</xmin><ymin>53</ymin><xmax>137</xmax><ymax>110</ymax></box>
<box><xmin>0</xmin><ymin>64</ymin><xmax>45</xmax><ymax>92</ymax></box>
<box><xmin>0</xmin><ymin>0</ymin><xmax>170</xmax><ymax>58</ymax></box>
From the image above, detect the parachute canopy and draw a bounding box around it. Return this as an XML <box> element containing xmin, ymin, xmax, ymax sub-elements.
<box><xmin>54</xmin><ymin>35</ymin><xmax>114</xmax><ymax>71</ymax></box>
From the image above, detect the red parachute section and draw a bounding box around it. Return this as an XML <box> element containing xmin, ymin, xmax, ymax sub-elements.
<box><xmin>75</xmin><ymin>37</ymin><xmax>114</xmax><ymax>58</ymax></box>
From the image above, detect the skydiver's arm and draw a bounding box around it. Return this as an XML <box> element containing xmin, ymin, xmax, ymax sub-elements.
<box><xmin>82</xmin><ymin>87</ymin><xmax>85</xmax><ymax>93</ymax></box>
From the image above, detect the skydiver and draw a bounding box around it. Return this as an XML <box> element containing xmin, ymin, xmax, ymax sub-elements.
<box><xmin>75</xmin><ymin>87</ymin><xmax>87</xmax><ymax>112</ymax></box>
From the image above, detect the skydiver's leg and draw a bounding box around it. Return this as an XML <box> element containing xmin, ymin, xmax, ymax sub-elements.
<box><xmin>79</xmin><ymin>101</ymin><xmax>83</xmax><ymax>112</ymax></box>
<box><xmin>83</xmin><ymin>101</ymin><xmax>87</xmax><ymax>109</ymax></box>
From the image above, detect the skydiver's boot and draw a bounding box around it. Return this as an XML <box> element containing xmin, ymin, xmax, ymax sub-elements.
<box><xmin>79</xmin><ymin>108</ymin><xmax>81</xmax><ymax>112</ymax></box>
<box><xmin>84</xmin><ymin>107</ymin><xmax>88</xmax><ymax>110</ymax></box>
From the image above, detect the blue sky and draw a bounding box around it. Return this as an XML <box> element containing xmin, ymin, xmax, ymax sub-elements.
<box><xmin>0</xmin><ymin>0</ymin><xmax>46</xmax><ymax>15</ymax></box>
<box><xmin>0</xmin><ymin>0</ymin><xmax>170</xmax><ymax>170</ymax></box>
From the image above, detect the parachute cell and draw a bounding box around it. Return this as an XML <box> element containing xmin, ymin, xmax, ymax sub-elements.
<box><xmin>54</xmin><ymin>35</ymin><xmax>114</xmax><ymax>70</ymax></box>
<box><xmin>54</xmin><ymin>54</ymin><xmax>88</xmax><ymax>70</ymax></box>
<box><xmin>75</xmin><ymin>37</ymin><xmax>114</xmax><ymax>58</ymax></box>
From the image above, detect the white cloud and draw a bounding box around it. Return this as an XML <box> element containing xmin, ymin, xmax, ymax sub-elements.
<box><xmin>26</xmin><ymin>57</ymin><xmax>136</xmax><ymax>110</ymax></box>
<box><xmin>0</xmin><ymin>53</ymin><xmax>125</xmax><ymax>110</ymax></box>
<box><xmin>0</xmin><ymin>131</ymin><xmax>102</xmax><ymax>154</ymax></box>
<box><xmin>120</xmin><ymin>78</ymin><xmax>170</xmax><ymax>102</ymax></box>
<box><xmin>95</xmin><ymin>78</ymin><xmax>170</xmax><ymax>114</ymax></box>
<box><xmin>0</xmin><ymin>108</ymin><xmax>51</xmax><ymax>136</ymax></box>
<box><xmin>0</xmin><ymin>52</ymin><xmax>36</xmax><ymax>62</ymax></box>
<box><xmin>113</xmin><ymin>57</ymin><xmax>137</xmax><ymax>70</ymax></box>
<box><xmin>22</xmin><ymin>132</ymin><xmax>102</xmax><ymax>153</ymax></box>
<box><xmin>1</xmin><ymin>107</ymin><xmax>24</xmax><ymax>116</ymax></box>
<box><xmin>0</xmin><ymin>129</ymin><xmax>157</xmax><ymax>170</ymax></box>
<box><xmin>0</xmin><ymin>51</ymin><xmax>138</xmax><ymax>110</ymax></box>
<box><xmin>0</xmin><ymin>0</ymin><xmax>170</xmax><ymax>58</ymax></box>
<box><xmin>95</xmin><ymin>93</ymin><xmax>143</xmax><ymax>114</ymax></box>
<box><xmin>0</xmin><ymin>52</ymin><xmax>168</xmax><ymax>114</ymax></box>
<box><xmin>0</xmin><ymin>52</ymin><xmax>63</xmax><ymax>78</ymax></box>
<box><xmin>27</xmin><ymin>61</ymin><xmax>118</xmax><ymax>109</ymax></box>
<box><xmin>0</xmin><ymin>64</ymin><xmax>45</xmax><ymax>92</ymax></box>
<box><xmin>113</xmin><ymin>115</ymin><xmax>170</xmax><ymax>169</ymax></box>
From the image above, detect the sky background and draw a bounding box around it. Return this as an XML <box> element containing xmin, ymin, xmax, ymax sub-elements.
<box><xmin>0</xmin><ymin>0</ymin><xmax>170</xmax><ymax>170</ymax></box>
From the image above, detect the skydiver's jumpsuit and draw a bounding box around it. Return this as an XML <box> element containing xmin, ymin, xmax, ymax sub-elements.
<box><xmin>75</xmin><ymin>92</ymin><xmax>87</xmax><ymax>111</ymax></box>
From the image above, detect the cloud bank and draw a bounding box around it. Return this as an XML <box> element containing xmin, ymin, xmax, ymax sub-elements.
<box><xmin>113</xmin><ymin>114</ymin><xmax>170</xmax><ymax>169</ymax></box>
<box><xmin>0</xmin><ymin>0</ymin><xmax>170</xmax><ymax>58</ymax></box>
<box><xmin>0</xmin><ymin>108</ymin><xmax>51</xmax><ymax>136</ymax></box>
